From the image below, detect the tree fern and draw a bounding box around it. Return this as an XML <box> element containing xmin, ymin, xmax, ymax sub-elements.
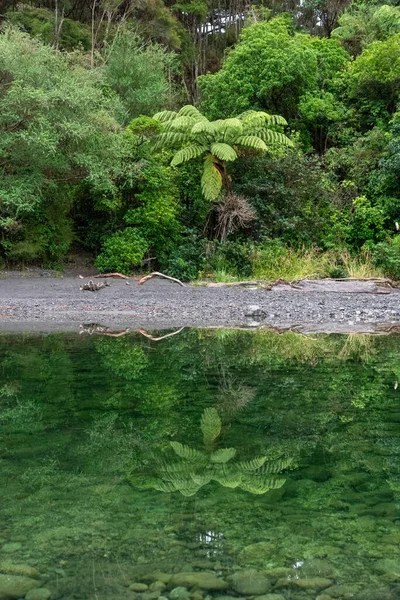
<box><xmin>201</xmin><ymin>155</ymin><xmax>223</xmax><ymax>201</ymax></box>
<box><xmin>210</xmin><ymin>142</ymin><xmax>237</xmax><ymax>162</ymax></box>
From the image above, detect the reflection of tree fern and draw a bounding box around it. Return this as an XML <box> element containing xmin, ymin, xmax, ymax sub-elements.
<box><xmin>134</xmin><ymin>409</ymin><xmax>294</xmax><ymax>497</ymax></box>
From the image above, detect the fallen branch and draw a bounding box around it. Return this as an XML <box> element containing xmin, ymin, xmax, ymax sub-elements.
<box><xmin>93</xmin><ymin>272</ymin><xmax>130</xmax><ymax>280</ymax></box>
<box><xmin>138</xmin><ymin>272</ymin><xmax>185</xmax><ymax>287</ymax></box>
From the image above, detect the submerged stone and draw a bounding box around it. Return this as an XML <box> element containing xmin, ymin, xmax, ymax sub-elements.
<box><xmin>169</xmin><ymin>573</ymin><xmax>228</xmax><ymax>591</ymax></box>
<box><xmin>0</xmin><ymin>573</ymin><xmax>40</xmax><ymax>599</ymax></box>
<box><xmin>25</xmin><ymin>589</ymin><xmax>52</xmax><ymax>600</ymax></box>
<box><xmin>227</xmin><ymin>570</ymin><xmax>271</xmax><ymax>595</ymax></box>
<box><xmin>275</xmin><ymin>577</ymin><xmax>332</xmax><ymax>590</ymax></box>
<box><xmin>129</xmin><ymin>583</ymin><xmax>149</xmax><ymax>592</ymax></box>
<box><xmin>237</xmin><ymin>542</ymin><xmax>275</xmax><ymax>567</ymax></box>
<box><xmin>0</xmin><ymin>545</ymin><xmax>21</xmax><ymax>555</ymax></box>
<box><xmin>324</xmin><ymin>584</ymin><xmax>361</xmax><ymax>598</ymax></box>
<box><xmin>0</xmin><ymin>564</ymin><xmax>40</xmax><ymax>579</ymax></box>
<box><xmin>169</xmin><ymin>586</ymin><xmax>190</xmax><ymax>600</ymax></box>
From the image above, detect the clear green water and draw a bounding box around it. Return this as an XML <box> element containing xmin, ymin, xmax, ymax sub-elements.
<box><xmin>1</xmin><ymin>330</ymin><xmax>400</xmax><ymax>600</ymax></box>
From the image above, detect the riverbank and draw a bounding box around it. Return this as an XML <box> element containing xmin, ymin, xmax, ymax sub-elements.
<box><xmin>1</xmin><ymin>273</ymin><xmax>400</xmax><ymax>333</ymax></box>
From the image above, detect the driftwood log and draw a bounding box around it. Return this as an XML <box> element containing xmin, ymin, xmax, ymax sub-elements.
<box><xmin>137</xmin><ymin>272</ymin><xmax>185</xmax><ymax>287</ymax></box>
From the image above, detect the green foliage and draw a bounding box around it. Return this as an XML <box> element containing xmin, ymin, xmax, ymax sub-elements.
<box><xmin>326</xmin><ymin>196</ymin><xmax>386</xmax><ymax>250</ymax></box>
<box><xmin>7</xmin><ymin>6</ymin><xmax>91</xmax><ymax>50</ymax></box>
<box><xmin>333</xmin><ymin>3</ymin><xmax>400</xmax><ymax>55</ymax></box>
<box><xmin>104</xmin><ymin>29</ymin><xmax>178</xmax><ymax>121</ymax></box>
<box><xmin>344</xmin><ymin>33</ymin><xmax>400</xmax><ymax>127</ymax></box>
<box><xmin>371</xmin><ymin>236</ymin><xmax>400</xmax><ymax>279</ymax></box>
<box><xmin>198</xmin><ymin>15</ymin><xmax>349</xmax><ymax>153</ymax></box>
<box><xmin>0</xmin><ymin>27</ymin><xmax>127</xmax><ymax>264</ymax></box>
<box><xmin>95</xmin><ymin>228</ymin><xmax>148</xmax><ymax>274</ymax></box>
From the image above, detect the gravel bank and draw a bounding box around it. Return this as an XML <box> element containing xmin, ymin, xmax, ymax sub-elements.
<box><xmin>1</xmin><ymin>275</ymin><xmax>400</xmax><ymax>333</ymax></box>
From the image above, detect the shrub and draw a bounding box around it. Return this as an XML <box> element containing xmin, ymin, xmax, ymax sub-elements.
<box><xmin>372</xmin><ymin>236</ymin><xmax>400</xmax><ymax>280</ymax></box>
<box><xmin>95</xmin><ymin>229</ymin><xmax>148</xmax><ymax>274</ymax></box>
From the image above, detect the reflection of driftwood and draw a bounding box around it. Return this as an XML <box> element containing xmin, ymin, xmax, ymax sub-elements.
<box><xmin>136</xmin><ymin>327</ymin><xmax>185</xmax><ymax>341</ymax></box>
<box><xmin>138</xmin><ymin>272</ymin><xmax>185</xmax><ymax>287</ymax></box>
<box><xmin>79</xmin><ymin>323</ymin><xmax>130</xmax><ymax>336</ymax></box>
<box><xmin>93</xmin><ymin>272</ymin><xmax>129</xmax><ymax>280</ymax></box>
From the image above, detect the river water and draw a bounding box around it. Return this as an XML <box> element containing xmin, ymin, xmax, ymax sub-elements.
<box><xmin>0</xmin><ymin>329</ymin><xmax>399</xmax><ymax>600</ymax></box>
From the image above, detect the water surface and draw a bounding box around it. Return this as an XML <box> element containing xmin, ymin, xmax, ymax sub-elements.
<box><xmin>1</xmin><ymin>329</ymin><xmax>400</xmax><ymax>600</ymax></box>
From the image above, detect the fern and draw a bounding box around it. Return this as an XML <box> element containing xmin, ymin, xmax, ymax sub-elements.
<box><xmin>201</xmin><ymin>155</ymin><xmax>222</xmax><ymax>201</ymax></box>
<box><xmin>236</xmin><ymin>135</ymin><xmax>268</xmax><ymax>151</ymax></box>
<box><xmin>170</xmin><ymin>441</ymin><xmax>205</xmax><ymax>462</ymax></box>
<box><xmin>171</xmin><ymin>144</ymin><xmax>207</xmax><ymax>166</ymax></box>
<box><xmin>216</xmin><ymin>118</ymin><xmax>243</xmax><ymax>143</ymax></box>
<box><xmin>210</xmin><ymin>142</ymin><xmax>237</xmax><ymax>162</ymax></box>
<box><xmin>210</xmin><ymin>447</ymin><xmax>237</xmax><ymax>463</ymax></box>
<box><xmin>201</xmin><ymin>406</ymin><xmax>222</xmax><ymax>445</ymax></box>
<box><xmin>237</xmin><ymin>456</ymin><xmax>268</xmax><ymax>472</ymax></box>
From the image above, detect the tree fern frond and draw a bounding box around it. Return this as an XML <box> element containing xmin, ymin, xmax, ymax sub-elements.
<box><xmin>240</xmin><ymin>475</ymin><xmax>286</xmax><ymax>495</ymax></box>
<box><xmin>237</xmin><ymin>456</ymin><xmax>268</xmax><ymax>472</ymax></box>
<box><xmin>210</xmin><ymin>447</ymin><xmax>237</xmax><ymax>463</ymax></box>
<box><xmin>170</xmin><ymin>441</ymin><xmax>206</xmax><ymax>462</ymax></box>
<box><xmin>163</xmin><ymin>116</ymin><xmax>196</xmax><ymax>133</ymax></box>
<box><xmin>152</xmin><ymin>479</ymin><xmax>178</xmax><ymax>492</ymax></box>
<box><xmin>256</xmin><ymin>457</ymin><xmax>293</xmax><ymax>474</ymax></box>
<box><xmin>171</xmin><ymin>144</ymin><xmax>207</xmax><ymax>166</ymax></box>
<box><xmin>201</xmin><ymin>406</ymin><xmax>222</xmax><ymax>445</ymax></box>
<box><xmin>214</xmin><ymin>118</ymin><xmax>243</xmax><ymax>143</ymax></box>
<box><xmin>201</xmin><ymin>156</ymin><xmax>222</xmax><ymax>202</ymax></box>
<box><xmin>236</xmin><ymin>135</ymin><xmax>268</xmax><ymax>151</ymax></box>
<box><xmin>267</xmin><ymin>114</ymin><xmax>288</xmax><ymax>126</ymax></box>
<box><xmin>179</xmin><ymin>484</ymin><xmax>202</xmax><ymax>497</ymax></box>
<box><xmin>191</xmin><ymin>473</ymin><xmax>211</xmax><ymax>486</ymax></box>
<box><xmin>153</xmin><ymin>132</ymin><xmax>188</xmax><ymax>150</ymax></box>
<box><xmin>212</xmin><ymin>466</ymin><xmax>242</xmax><ymax>488</ymax></box>
<box><xmin>153</xmin><ymin>110</ymin><xmax>179</xmax><ymax>123</ymax></box>
<box><xmin>211</xmin><ymin>142</ymin><xmax>237</xmax><ymax>162</ymax></box>
<box><xmin>257</xmin><ymin>130</ymin><xmax>293</xmax><ymax>147</ymax></box>
<box><xmin>192</xmin><ymin>120</ymin><xmax>215</xmax><ymax>135</ymax></box>
<box><xmin>178</xmin><ymin>105</ymin><xmax>208</xmax><ymax>121</ymax></box>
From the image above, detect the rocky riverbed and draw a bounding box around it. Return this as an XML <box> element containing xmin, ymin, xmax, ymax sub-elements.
<box><xmin>1</xmin><ymin>274</ymin><xmax>400</xmax><ymax>332</ymax></box>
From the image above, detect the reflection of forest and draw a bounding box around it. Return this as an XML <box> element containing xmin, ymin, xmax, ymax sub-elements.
<box><xmin>0</xmin><ymin>330</ymin><xmax>400</xmax><ymax>596</ymax></box>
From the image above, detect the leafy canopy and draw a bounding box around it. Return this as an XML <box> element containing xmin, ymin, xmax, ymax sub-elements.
<box><xmin>152</xmin><ymin>105</ymin><xmax>292</xmax><ymax>201</ymax></box>
<box><xmin>198</xmin><ymin>15</ymin><xmax>350</xmax><ymax>122</ymax></box>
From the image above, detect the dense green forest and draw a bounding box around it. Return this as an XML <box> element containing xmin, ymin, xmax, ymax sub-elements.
<box><xmin>2</xmin><ymin>0</ymin><xmax>400</xmax><ymax>280</ymax></box>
